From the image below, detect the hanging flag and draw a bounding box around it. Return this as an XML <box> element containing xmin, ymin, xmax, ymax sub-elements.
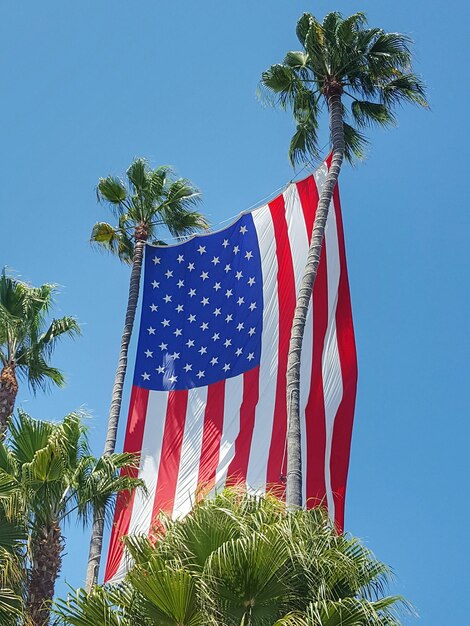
<box><xmin>105</xmin><ymin>158</ymin><xmax>357</xmax><ymax>582</ymax></box>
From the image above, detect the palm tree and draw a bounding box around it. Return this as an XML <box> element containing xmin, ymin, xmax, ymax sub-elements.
<box><xmin>87</xmin><ymin>158</ymin><xmax>208</xmax><ymax>587</ymax></box>
<box><xmin>0</xmin><ymin>271</ymin><xmax>80</xmax><ymax>434</ymax></box>
<box><xmin>260</xmin><ymin>11</ymin><xmax>427</xmax><ymax>507</ymax></box>
<box><xmin>0</xmin><ymin>410</ymin><xmax>143</xmax><ymax>626</ymax></box>
<box><xmin>55</xmin><ymin>489</ymin><xmax>407</xmax><ymax>626</ymax></box>
<box><xmin>0</xmin><ymin>510</ymin><xmax>24</xmax><ymax>625</ymax></box>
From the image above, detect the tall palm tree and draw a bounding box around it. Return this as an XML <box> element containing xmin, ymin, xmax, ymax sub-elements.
<box><xmin>55</xmin><ymin>489</ymin><xmax>407</xmax><ymax>626</ymax></box>
<box><xmin>260</xmin><ymin>11</ymin><xmax>427</xmax><ymax>507</ymax></box>
<box><xmin>0</xmin><ymin>271</ymin><xmax>80</xmax><ymax>434</ymax></box>
<box><xmin>87</xmin><ymin>158</ymin><xmax>208</xmax><ymax>587</ymax></box>
<box><xmin>0</xmin><ymin>510</ymin><xmax>24</xmax><ymax>625</ymax></box>
<box><xmin>0</xmin><ymin>410</ymin><xmax>143</xmax><ymax>626</ymax></box>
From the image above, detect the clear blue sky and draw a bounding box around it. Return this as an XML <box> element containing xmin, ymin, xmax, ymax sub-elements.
<box><xmin>1</xmin><ymin>2</ymin><xmax>468</xmax><ymax>623</ymax></box>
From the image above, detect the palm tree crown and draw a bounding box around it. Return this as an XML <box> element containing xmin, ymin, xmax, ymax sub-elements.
<box><xmin>56</xmin><ymin>489</ymin><xmax>407</xmax><ymax>626</ymax></box>
<box><xmin>261</xmin><ymin>11</ymin><xmax>427</xmax><ymax>164</ymax></box>
<box><xmin>0</xmin><ymin>271</ymin><xmax>80</xmax><ymax>432</ymax></box>
<box><xmin>91</xmin><ymin>158</ymin><xmax>208</xmax><ymax>261</ymax></box>
<box><xmin>0</xmin><ymin>410</ymin><xmax>143</xmax><ymax>626</ymax></box>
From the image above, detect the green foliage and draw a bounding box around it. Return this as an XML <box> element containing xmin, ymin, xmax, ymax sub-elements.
<box><xmin>91</xmin><ymin>159</ymin><xmax>209</xmax><ymax>263</ymax></box>
<box><xmin>0</xmin><ymin>270</ymin><xmax>80</xmax><ymax>392</ymax></box>
<box><xmin>260</xmin><ymin>11</ymin><xmax>427</xmax><ymax>165</ymax></box>
<box><xmin>54</xmin><ymin>489</ymin><xmax>407</xmax><ymax>626</ymax></box>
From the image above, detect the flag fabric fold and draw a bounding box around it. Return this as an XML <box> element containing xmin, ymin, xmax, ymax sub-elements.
<box><xmin>105</xmin><ymin>158</ymin><xmax>357</xmax><ymax>583</ymax></box>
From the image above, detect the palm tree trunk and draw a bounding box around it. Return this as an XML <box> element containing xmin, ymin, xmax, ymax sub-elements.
<box><xmin>285</xmin><ymin>93</ymin><xmax>345</xmax><ymax>508</ymax></box>
<box><xmin>0</xmin><ymin>363</ymin><xmax>18</xmax><ymax>436</ymax></box>
<box><xmin>26</xmin><ymin>521</ymin><xmax>64</xmax><ymax>626</ymax></box>
<box><xmin>86</xmin><ymin>238</ymin><xmax>145</xmax><ymax>589</ymax></box>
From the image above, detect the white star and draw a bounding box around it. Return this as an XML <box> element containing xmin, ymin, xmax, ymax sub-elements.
<box><xmin>235</xmin><ymin>271</ymin><xmax>243</xmax><ymax>280</ymax></box>
<box><xmin>237</xmin><ymin>297</ymin><xmax>244</xmax><ymax>306</ymax></box>
<box><xmin>171</xmin><ymin>351</ymin><xmax>180</xmax><ymax>360</ymax></box>
<box><xmin>173</xmin><ymin>328</ymin><xmax>182</xmax><ymax>337</ymax></box>
<box><xmin>212</xmin><ymin>332</ymin><xmax>220</xmax><ymax>341</ymax></box>
<box><xmin>200</xmin><ymin>271</ymin><xmax>209</xmax><ymax>281</ymax></box>
<box><xmin>198</xmin><ymin>346</ymin><xmax>207</xmax><ymax>355</ymax></box>
<box><xmin>247</xmin><ymin>352</ymin><xmax>255</xmax><ymax>361</ymax></box>
<box><xmin>168</xmin><ymin>374</ymin><xmax>177</xmax><ymax>384</ymax></box>
<box><xmin>147</xmin><ymin>326</ymin><xmax>156</xmax><ymax>335</ymax></box>
<box><xmin>150</xmin><ymin>303</ymin><xmax>158</xmax><ymax>312</ymax></box>
<box><xmin>211</xmin><ymin>256</ymin><xmax>220</xmax><ymax>265</ymax></box>
<box><xmin>159</xmin><ymin>342</ymin><xmax>168</xmax><ymax>351</ymax></box>
<box><xmin>213</xmin><ymin>282</ymin><xmax>221</xmax><ymax>291</ymax></box>
<box><xmin>233</xmin><ymin>245</ymin><xmax>240</xmax><ymax>254</ymax></box>
<box><xmin>201</xmin><ymin>297</ymin><xmax>209</xmax><ymax>306</ymax></box>
<box><xmin>248</xmin><ymin>327</ymin><xmax>256</xmax><ymax>336</ymax></box>
<box><xmin>183</xmin><ymin>363</ymin><xmax>192</xmax><ymax>372</ymax></box>
<box><xmin>210</xmin><ymin>357</ymin><xmax>219</xmax><ymax>366</ymax></box>
<box><xmin>240</xmin><ymin>225</ymin><xmax>248</xmax><ymax>234</ymax></box>
<box><xmin>213</xmin><ymin>308</ymin><xmax>221</xmax><ymax>317</ymax></box>
<box><xmin>177</xmin><ymin>279</ymin><xmax>184</xmax><ymax>288</ymax></box>
<box><xmin>163</xmin><ymin>294</ymin><xmax>172</xmax><ymax>303</ymax></box>
<box><xmin>224</xmin><ymin>264</ymin><xmax>231</xmax><ymax>273</ymax></box>
<box><xmin>186</xmin><ymin>339</ymin><xmax>195</xmax><ymax>348</ymax></box>
<box><xmin>188</xmin><ymin>288</ymin><xmax>196</xmax><ymax>297</ymax></box>
<box><xmin>197</xmin><ymin>245</ymin><xmax>206</xmax><ymax>254</ymax></box>
<box><xmin>187</xmin><ymin>262</ymin><xmax>195</xmax><ymax>271</ymax></box>
<box><xmin>153</xmin><ymin>256</ymin><xmax>161</xmax><ymax>265</ymax></box>
<box><xmin>235</xmin><ymin>347</ymin><xmax>243</xmax><ymax>356</ymax></box>
<box><xmin>248</xmin><ymin>277</ymin><xmax>255</xmax><ymax>286</ymax></box>
<box><xmin>249</xmin><ymin>302</ymin><xmax>256</xmax><ymax>311</ymax></box>
<box><xmin>222</xmin><ymin>239</ymin><xmax>229</xmax><ymax>248</ymax></box>
<box><xmin>245</xmin><ymin>250</ymin><xmax>253</xmax><ymax>260</ymax></box>
<box><xmin>175</xmin><ymin>304</ymin><xmax>184</xmax><ymax>313</ymax></box>
<box><xmin>156</xmin><ymin>365</ymin><xmax>165</xmax><ymax>374</ymax></box>
<box><xmin>223</xmin><ymin>363</ymin><xmax>231</xmax><ymax>372</ymax></box>
<box><xmin>165</xmin><ymin>269</ymin><xmax>173</xmax><ymax>279</ymax></box>
<box><xmin>225</xmin><ymin>314</ymin><xmax>233</xmax><ymax>323</ymax></box>
<box><xmin>225</xmin><ymin>289</ymin><xmax>233</xmax><ymax>298</ymax></box>
<box><xmin>151</xmin><ymin>280</ymin><xmax>160</xmax><ymax>288</ymax></box>
<box><xmin>161</xmin><ymin>319</ymin><xmax>170</xmax><ymax>327</ymax></box>
<box><xmin>177</xmin><ymin>254</ymin><xmax>184</xmax><ymax>263</ymax></box>
<box><xmin>187</xmin><ymin>314</ymin><xmax>196</xmax><ymax>323</ymax></box>
<box><xmin>237</xmin><ymin>322</ymin><xmax>244</xmax><ymax>331</ymax></box>
<box><xmin>196</xmin><ymin>370</ymin><xmax>205</xmax><ymax>379</ymax></box>
<box><xmin>144</xmin><ymin>349</ymin><xmax>153</xmax><ymax>358</ymax></box>
<box><xmin>141</xmin><ymin>372</ymin><xmax>150</xmax><ymax>380</ymax></box>
<box><xmin>224</xmin><ymin>338</ymin><xmax>232</xmax><ymax>347</ymax></box>
<box><xmin>200</xmin><ymin>322</ymin><xmax>209</xmax><ymax>331</ymax></box>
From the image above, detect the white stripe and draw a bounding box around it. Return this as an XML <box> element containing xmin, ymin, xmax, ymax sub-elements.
<box><xmin>321</xmin><ymin>189</ymin><xmax>343</xmax><ymax>523</ymax></box>
<box><xmin>215</xmin><ymin>374</ymin><xmax>244</xmax><ymax>488</ymax></box>
<box><xmin>246</xmin><ymin>204</ymin><xmax>279</xmax><ymax>490</ymax></box>
<box><xmin>284</xmin><ymin>183</ymin><xmax>314</xmax><ymax>503</ymax></box>
<box><xmin>111</xmin><ymin>390</ymin><xmax>169</xmax><ymax>582</ymax></box>
<box><xmin>172</xmin><ymin>386</ymin><xmax>208</xmax><ymax>519</ymax></box>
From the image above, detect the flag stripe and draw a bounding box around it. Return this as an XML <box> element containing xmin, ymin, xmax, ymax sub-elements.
<box><xmin>214</xmin><ymin>375</ymin><xmax>245</xmax><ymax>487</ymax></box>
<box><xmin>105</xmin><ymin>386</ymin><xmax>149</xmax><ymax>581</ymax></box>
<box><xmin>151</xmin><ymin>390</ymin><xmax>189</xmax><ymax>519</ymax></box>
<box><xmin>226</xmin><ymin>367</ymin><xmax>260</xmax><ymax>484</ymax></box>
<box><xmin>172</xmin><ymin>387</ymin><xmax>208</xmax><ymax>518</ymax></box>
<box><xmin>197</xmin><ymin>380</ymin><xmax>226</xmax><ymax>492</ymax></box>
<box><xmin>329</xmin><ymin>185</ymin><xmax>358</xmax><ymax>530</ymax></box>
<box><xmin>266</xmin><ymin>194</ymin><xmax>296</xmax><ymax>488</ymax></box>
<box><xmin>245</xmin><ymin>205</ymin><xmax>279</xmax><ymax>490</ymax></box>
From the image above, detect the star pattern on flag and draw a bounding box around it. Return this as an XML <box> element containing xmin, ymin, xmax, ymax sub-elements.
<box><xmin>135</xmin><ymin>214</ymin><xmax>263</xmax><ymax>390</ymax></box>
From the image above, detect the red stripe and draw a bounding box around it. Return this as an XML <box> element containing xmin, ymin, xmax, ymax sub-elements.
<box><xmin>226</xmin><ymin>367</ymin><xmax>260</xmax><ymax>484</ymax></box>
<box><xmin>329</xmin><ymin>184</ymin><xmax>358</xmax><ymax>531</ymax></box>
<box><xmin>104</xmin><ymin>385</ymin><xmax>149</xmax><ymax>582</ymax></box>
<box><xmin>266</xmin><ymin>195</ymin><xmax>297</xmax><ymax>489</ymax></box>
<box><xmin>150</xmin><ymin>390</ymin><xmax>188</xmax><ymax>523</ymax></box>
<box><xmin>196</xmin><ymin>380</ymin><xmax>226</xmax><ymax>495</ymax></box>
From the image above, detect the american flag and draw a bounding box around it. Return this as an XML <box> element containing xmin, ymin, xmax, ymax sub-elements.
<box><xmin>105</xmin><ymin>158</ymin><xmax>357</xmax><ymax>582</ymax></box>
